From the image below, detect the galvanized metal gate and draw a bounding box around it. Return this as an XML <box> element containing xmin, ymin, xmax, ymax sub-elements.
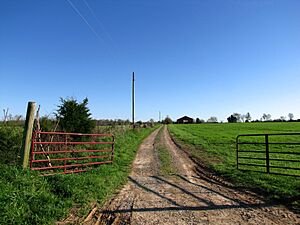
<box><xmin>236</xmin><ymin>133</ymin><xmax>300</xmax><ymax>177</ymax></box>
<box><xmin>30</xmin><ymin>131</ymin><xmax>114</xmax><ymax>176</ymax></box>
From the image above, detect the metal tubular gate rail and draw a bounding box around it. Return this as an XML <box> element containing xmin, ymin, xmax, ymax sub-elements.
<box><xmin>236</xmin><ymin>133</ymin><xmax>300</xmax><ymax>177</ymax></box>
<box><xmin>30</xmin><ymin>131</ymin><xmax>115</xmax><ymax>176</ymax></box>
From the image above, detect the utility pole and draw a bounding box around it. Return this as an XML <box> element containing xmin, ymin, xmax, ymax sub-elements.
<box><xmin>159</xmin><ymin>111</ymin><xmax>161</xmax><ymax>123</ymax></box>
<box><xmin>132</xmin><ymin>72</ymin><xmax>135</xmax><ymax>129</ymax></box>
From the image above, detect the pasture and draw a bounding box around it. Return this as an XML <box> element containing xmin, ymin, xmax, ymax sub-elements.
<box><xmin>168</xmin><ymin>122</ymin><xmax>300</xmax><ymax>206</ymax></box>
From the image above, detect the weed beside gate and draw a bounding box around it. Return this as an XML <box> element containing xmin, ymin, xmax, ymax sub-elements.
<box><xmin>0</xmin><ymin>125</ymin><xmax>23</xmax><ymax>165</ymax></box>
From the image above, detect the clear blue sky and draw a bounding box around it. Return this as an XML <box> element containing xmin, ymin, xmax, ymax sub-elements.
<box><xmin>1</xmin><ymin>0</ymin><xmax>300</xmax><ymax>122</ymax></box>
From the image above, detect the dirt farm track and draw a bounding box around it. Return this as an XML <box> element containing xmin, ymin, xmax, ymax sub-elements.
<box><xmin>83</xmin><ymin>126</ymin><xmax>299</xmax><ymax>225</ymax></box>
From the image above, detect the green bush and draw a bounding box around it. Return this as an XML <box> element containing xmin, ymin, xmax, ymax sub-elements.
<box><xmin>55</xmin><ymin>97</ymin><xmax>95</xmax><ymax>134</ymax></box>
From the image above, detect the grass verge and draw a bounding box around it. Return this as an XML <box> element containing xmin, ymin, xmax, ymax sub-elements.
<box><xmin>0</xmin><ymin>126</ymin><xmax>157</xmax><ymax>224</ymax></box>
<box><xmin>155</xmin><ymin>126</ymin><xmax>176</xmax><ymax>176</ymax></box>
<box><xmin>168</xmin><ymin>123</ymin><xmax>300</xmax><ymax>209</ymax></box>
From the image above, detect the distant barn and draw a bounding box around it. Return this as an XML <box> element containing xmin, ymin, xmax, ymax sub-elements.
<box><xmin>177</xmin><ymin>116</ymin><xmax>194</xmax><ymax>124</ymax></box>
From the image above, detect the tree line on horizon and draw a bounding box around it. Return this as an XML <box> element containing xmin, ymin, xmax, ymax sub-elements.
<box><xmin>161</xmin><ymin>112</ymin><xmax>299</xmax><ymax>124</ymax></box>
<box><xmin>2</xmin><ymin>98</ymin><xmax>299</xmax><ymax>126</ymax></box>
<box><xmin>1</xmin><ymin>97</ymin><xmax>156</xmax><ymax>131</ymax></box>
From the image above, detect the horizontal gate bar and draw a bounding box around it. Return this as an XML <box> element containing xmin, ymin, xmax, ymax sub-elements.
<box><xmin>269</xmin><ymin>165</ymin><xmax>300</xmax><ymax>170</ymax></box>
<box><xmin>32</xmin><ymin>155</ymin><xmax>110</xmax><ymax>163</ymax></box>
<box><xmin>269</xmin><ymin>151</ymin><xmax>300</xmax><ymax>155</ymax></box>
<box><xmin>30</xmin><ymin>131</ymin><xmax>115</xmax><ymax>175</ymax></box>
<box><xmin>34</xmin><ymin>131</ymin><xmax>113</xmax><ymax>136</ymax></box>
<box><xmin>32</xmin><ymin>149</ymin><xmax>112</xmax><ymax>155</ymax></box>
<box><xmin>237</xmin><ymin>163</ymin><xmax>267</xmax><ymax>167</ymax></box>
<box><xmin>31</xmin><ymin>161</ymin><xmax>112</xmax><ymax>171</ymax></box>
<box><xmin>238</xmin><ymin>150</ymin><xmax>266</xmax><ymax>153</ymax></box>
<box><xmin>33</xmin><ymin>141</ymin><xmax>113</xmax><ymax>145</ymax></box>
<box><xmin>269</xmin><ymin>158</ymin><xmax>300</xmax><ymax>163</ymax></box>
<box><xmin>237</xmin><ymin>132</ymin><xmax>300</xmax><ymax>137</ymax></box>
<box><xmin>238</xmin><ymin>142</ymin><xmax>265</xmax><ymax>145</ymax></box>
<box><xmin>238</xmin><ymin>142</ymin><xmax>300</xmax><ymax>145</ymax></box>
<box><xmin>238</xmin><ymin>156</ymin><xmax>266</xmax><ymax>160</ymax></box>
<box><xmin>236</xmin><ymin>132</ymin><xmax>300</xmax><ymax>177</ymax></box>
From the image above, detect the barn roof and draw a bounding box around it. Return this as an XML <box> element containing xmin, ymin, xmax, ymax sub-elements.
<box><xmin>177</xmin><ymin>116</ymin><xmax>193</xmax><ymax>120</ymax></box>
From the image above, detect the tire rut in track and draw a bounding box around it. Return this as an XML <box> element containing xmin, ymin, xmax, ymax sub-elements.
<box><xmin>86</xmin><ymin>126</ymin><xmax>299</xmax><ymax>225</ymax></box>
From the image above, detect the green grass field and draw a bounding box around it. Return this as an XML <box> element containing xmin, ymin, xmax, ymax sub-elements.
<box><xmin>168</xmin><ymin>122</ymin><xmax>300</xmax><ymax>206</ymax></box>
<box><xmin>0</xmin><ymin>125</ymin><xmax>157</xmax><ymax>224</ymax></box>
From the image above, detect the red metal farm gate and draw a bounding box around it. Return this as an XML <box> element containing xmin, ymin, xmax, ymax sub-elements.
<box><xmin>30</xmin><ymin>131</ymin><xmax>114</xmax><ymax>175</ymax></box>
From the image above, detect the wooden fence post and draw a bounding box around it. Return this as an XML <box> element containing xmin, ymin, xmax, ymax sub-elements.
<box><xmin>20</xmin><ymin>102</ymin><xmax>36</xmax><ymax>169</ymax></box>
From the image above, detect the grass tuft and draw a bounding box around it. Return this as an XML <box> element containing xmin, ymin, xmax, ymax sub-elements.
<box><xmin>155</xmin><ymin>127</ymin><xmax>176</xmax><ymax>175</ymax></box>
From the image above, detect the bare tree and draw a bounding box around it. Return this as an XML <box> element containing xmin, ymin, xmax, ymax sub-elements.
<box><xmin>3</xmin><ymin>108</ymin><xmax>9</xmax><ymax>123</ymax></box>
<box><xmin>207</xmin><ymin>116</ymin><xmax>218</xmax><ymax>123</ymax></box>
<box><xmin>288</xmin><ymin>113</ymin><xmax>294</xmax><ymax>121</ymax></box>
<box><xmin>233</xmin><ymin>113</ymin><xmax>241</xmax><ymax>122</ymax></box>
<box><xmin>262</xmin><ymin>113</ymin><xmax>271</xmax><ymax>121</ymax></box>
<box><xmin>245</xmin><ymin>112</ymin><xmax>251</xmax><ymax>122</ymax></box>
<box><xmin>240</xmin><ymin>114</ymin><xmax>245</xmax><ymax>122</ymax></box>
<box><xmin>14</xmin><ymin>115</ymin><xmax>23</xmax><ymax>121</ymax></box>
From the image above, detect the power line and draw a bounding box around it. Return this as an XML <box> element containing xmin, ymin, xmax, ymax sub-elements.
<box><xmin>65</xmin><ymin>0</ymin><xmax>117</xmax><ymax>62</ymax></box>
<box><xmin>82</xmin><ymin>0</ymin><xmax>115</xmax><ymax>47</ymax></box>
<box><xmin>65</xmin><ymin>0</ymin><xmax>103</xmax><ymax>41</ymax></box>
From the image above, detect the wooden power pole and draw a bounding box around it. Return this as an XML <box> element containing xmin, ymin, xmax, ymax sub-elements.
<box><xmin>132</xmin><ymin>72</ymin><xmax>135</xmax><ymax>129</ymax></box>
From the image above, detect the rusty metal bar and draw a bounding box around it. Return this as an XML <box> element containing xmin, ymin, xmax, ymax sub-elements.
<box><xmin>34</xmin><ymin>131</ymin><xmax>113</xmax><ymax>136</ymax></box>
<box><xmin>64</xmin><ymin>135</ymin><xmax>67</xmax><ymax>174</ymax></box>
<box><xmin>32</xmin><ymin>155</ymin><xmax>110</xmax><ymax>163</ymax></box>
<box><xmin>29</xmin><ymin>131</ymin><xmax>115</xmax><ymax>175</ymax></box>
<box><xmin>33</xmin><ymin>149</ymin><xmax>112</xmax><ymax>155</ymax></box>
<box><xmin>33</xmin><ymin>141</ymin><xmax>114</xmax><ymax>145</ymax></box>
<box><xmin>111</xmin><ymin>135</ymin><xmax>115</xmax><ymax>161</ymax></box>
<box><xmin>30</xmin><ymin>131</ymin><xmax>36</xmax><ymax>169</ymax></box>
